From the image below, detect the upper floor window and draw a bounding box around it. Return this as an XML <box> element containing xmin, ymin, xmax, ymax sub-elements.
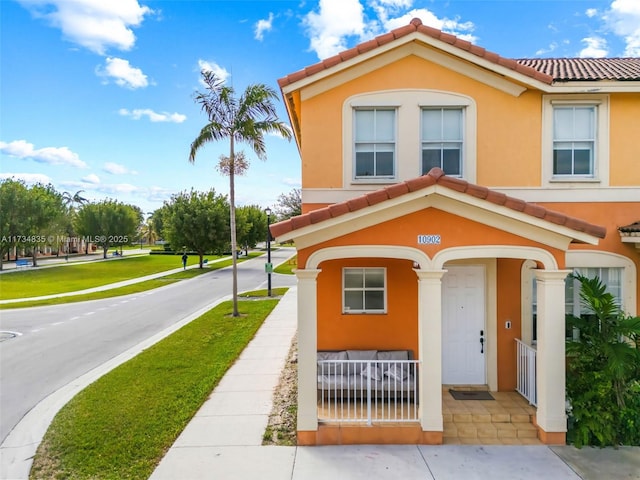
<box><xmin>553</xmin><ymin>106</ymin><xmax>595</xmax><ymax>177</ymax></box>
<box><xmin>421</xmin><ymin>108</ymin><xmax>463</xmax><ymax>176</ymax></box>
<box><xmin>343</xmin><ymin>267</ymin><xmax>386</xmax><ymax>313</ymax></box>
<box><xmin>542</xmin><ymin>95</ymin><xmax>608</xmax><ymax>187</ymax></box>
<box><xmin>354</xmin><ymin>108</ymin><xmax>396</xmax><ymax>179</ymax></box>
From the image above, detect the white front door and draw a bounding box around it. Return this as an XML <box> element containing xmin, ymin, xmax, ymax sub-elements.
<box><xmin>442</xmin><ymin>265</ymin><xmax>486</xmax><ymax>385</ymax></box>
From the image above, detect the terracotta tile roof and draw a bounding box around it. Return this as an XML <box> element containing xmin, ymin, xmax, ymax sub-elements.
<box><xmin>619</xmin><ymin>221</ymin><xmax>640</xmax><ymax>233</ymax></box>
<box><xmin>516</xmin><ymin>58</ymin><xmax>640</xmax><ymax>81</ymax></box>
<box><xmin>269</xmin><ymin>168</ymin><xmax>607</xmax><ymax>241</ymax></box>
<box><xmin>277</xmin><ymin>18</ymin><xmax>553</xmax><ymax>88</ymax></box>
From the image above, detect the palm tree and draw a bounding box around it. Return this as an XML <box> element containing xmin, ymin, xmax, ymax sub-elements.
<box><xmin>61</xmin><ymin>190</ymin><xmax>89</xmax><ymax>253</ymax></box>
<box><xmin>189</xmin><ymin>70</ymin><xmax>292</xmax><ymax>316</ymax></box>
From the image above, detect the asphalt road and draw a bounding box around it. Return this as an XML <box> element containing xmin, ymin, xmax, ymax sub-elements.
<box><xmin>0</xmin><ymin>248</ymin><xmax>296</xmax><ymax>443</ymax></box>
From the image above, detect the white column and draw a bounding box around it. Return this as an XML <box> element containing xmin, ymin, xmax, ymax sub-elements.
<box><xmin>295</xmin><ymin>268</ymin><xmax>321</xmax><ymax>431</ymax></box>
<box><xmin>534</xmin><ymin>269</ymin><xmax>572</xmax><ymax>433</ymax></box>
<box><xmin>416</xmin><ymin>269</ymin><xmax>447</xmax><ymax>432</ymax></box>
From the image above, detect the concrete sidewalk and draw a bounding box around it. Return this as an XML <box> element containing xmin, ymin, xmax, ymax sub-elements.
<box><xmin>150</xmin><ymin>288</ymin><xmax>640</xmax><ymax>480</ymax></box>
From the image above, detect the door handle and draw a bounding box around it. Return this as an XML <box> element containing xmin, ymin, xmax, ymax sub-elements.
<box><xmin>480</xmin><ymin>330</ymin><xmax>484</xmax><ymax>354</ymax></box>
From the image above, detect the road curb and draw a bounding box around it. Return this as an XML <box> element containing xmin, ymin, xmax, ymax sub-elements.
<box><xmin>0</xmin><ymin>295</ymin><xmax>232</xmax><ymax>480</ymax></box>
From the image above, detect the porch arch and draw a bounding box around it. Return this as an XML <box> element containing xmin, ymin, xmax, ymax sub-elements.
<box><xmin>306</xmin><ymin>244</ymin><xmax>431</xmax><ymax>269</ymax></box>
<box><xmin>433</xmin><ymin>245</ymin><xmax>559</xmax><ymax>270</ymax></box>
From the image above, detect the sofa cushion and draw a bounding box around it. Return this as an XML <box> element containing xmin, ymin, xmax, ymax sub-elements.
<box><xmin>346</xmin><ymin>350</ymin><xmax>378</xmax><ymax>374</ymax></box>
<box><xmin>360</xmin><ymin>364</ymin><xmax>383</xmax><ymax>381</ymax></box>
<box><xmin>384</xmin><ymin>363</ymin><xmax>409</xmax><ymax>380</ymax></box>
<box><xmin>376</xmin><ymin>350</ymin><xmax>409</xmax><ymax>361</ymax></box>
<box><xmin>317</xmin><ymin>350</ymin><xmax>348</xmax><ymax>375</ymax></box>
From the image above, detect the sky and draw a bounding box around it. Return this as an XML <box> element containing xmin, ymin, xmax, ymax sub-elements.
<box><xmin>1</xmin><ymin>0</ymin><xmax>639</xmax><ymax>215</ymax></box>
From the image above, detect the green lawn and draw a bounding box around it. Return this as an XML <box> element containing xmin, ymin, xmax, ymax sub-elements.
<box><xmin>30</xmin><ymin>293</ymin><xmax>284</xmax><ymax>480</ymax></box>
<box><xmin>0</xmin><ymin>254</ymin><xmax>225</xmax><ymax>300</ymax></box>
<box><xmin>0</xmin><ymin>254</ymin><xmax>264</xmax><ymax>308</ymax></box>
<box><xmin>274</xmin><ymin>255</ymin><xmax>297</xmax><ymax>275</ymax></box>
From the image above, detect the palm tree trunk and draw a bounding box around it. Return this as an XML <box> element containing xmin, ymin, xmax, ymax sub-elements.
<box><xmin>230</xmin><ymin>138</ymin><xmax>239</xmax><ymax>317</ymax></box>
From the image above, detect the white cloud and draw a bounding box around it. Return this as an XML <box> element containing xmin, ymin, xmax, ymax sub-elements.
<box><xmin>61</xmin><ymin>179</ymin><xmax>140</xmax><ymax>196</ymax></box>
<box><xmin>585</xmin><ymin>8</ymin><xmax>598</xmax><ymax>18</ymax></box>
<box><xmin>580</xmin><ymin>37</ymin><xmax>608</xmax><ymax>57</ymax></box>
<box><xmin>536</xmin><ymin>42</ymin><xmax>559</xmax><ymax>56</ymax></box>
<box><xmin>197</xmin><ymin>60</ymin><xmax>230</xmax><ymax>83</ymax></box>
<box><xmin>147</xmin><ymin>186</ymin><xmax>174</xmax><ymax>203</ymax></box>
<box><xmin>255</xmin><ymin>13</ymin><xmax>274</xmax><ymax>41</ymax></box>
<box><xmin>118</xmin><ymin>108</ymin><xmax>186</xmax><ymax>123</ymax></box>
<box><xmin>0</xmin><ymin>139</ymin><xmax>87</xmax><ymax>168</ymax></box>
<box><xmin>82</xmin><ymin>173</ymin><xmax>101</xmax><ymax>184</ymax></box>
<box><xmin>0</xmin><ymin>172</ymin><xmax>53</xmax><ymax>185</ymax></box>
<box><xmin>17</xmin><ymin>0</ymin><xmax>153</xmax><ymax>55</ymax></box>
<box><xmin>383</xmin><ymin>9</ymin><xmax>476</xmax><ymax>43</ymax></box>
<box><xmin>96</xmin><ymin>57</ymin><xmax>149</xmax><ymax>89</ymax></box>
<box><xmin>303</xmin><ymin>0</ymin><xmax>366</xmax><ymax>59</ymax></box>
<box><xmin>282</xmin><ymin>177</ymin><xmax>301</xmax><ymax>187</ymax></box>
<box><xmin>605</xmin><ymin>0</ymin><xmax>640</xmax><ymax>56</ymax></box>
<box><xmin>303</xmin><ymin>0</ymin><xmax>476</xmax><ymax>60</ymax></box>
<box><xmin>103</xmin><ymin>162</ymin><xmax>138</xmax><ymax>175</ymax></box>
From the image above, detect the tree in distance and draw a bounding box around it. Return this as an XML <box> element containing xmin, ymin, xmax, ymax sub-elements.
<box><xmin>161</xmin><ymin>189</ymin><xmax>230</xmax><ymax>268</ymax></box>
<box><xmin>274</xmin><ymin>188</ymin><xmax>301</xmax><ymax>221</ymax></box>
<box><xmin>74</xmin><ymin>200</ymin><xmax>142</xmax><ymax>259</ymax></box>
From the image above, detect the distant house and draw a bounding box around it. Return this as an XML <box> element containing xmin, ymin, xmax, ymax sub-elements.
<box><xmin>270</xmin><ymin>18</ymin><xmax>639</xmax><ymax>446</ymax></box>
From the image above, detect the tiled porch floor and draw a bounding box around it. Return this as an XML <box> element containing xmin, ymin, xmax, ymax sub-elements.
<box><xmin>317</xmin><ymin>387</ymin><xmax>541</xmax><ymax>445</ymax></box>
<box><xmin>443</xmin><ymin>387</ymin><xmax>541</xmax><ymax>445</ymax></box>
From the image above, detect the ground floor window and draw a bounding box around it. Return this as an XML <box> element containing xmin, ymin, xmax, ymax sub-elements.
<box><xmin>532</xmin><ymin>267</ymin><xmax>623</xmax><ymax>341</ymax></box>
<box><xmin>343</xmin><ymin>267</ymin><xmax>386</xmax><ymax>313</ymax></box>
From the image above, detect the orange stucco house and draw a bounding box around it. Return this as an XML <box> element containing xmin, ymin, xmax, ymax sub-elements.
<box><xmin>270</xmin><ymin>18</ymin><xmax>640</xmax><ymax>446</ymax></box>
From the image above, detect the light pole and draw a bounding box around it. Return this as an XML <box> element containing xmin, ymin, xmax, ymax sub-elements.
<box><xmin>265</xmin><ymin>207</ymin><xmax>272</xmax><ymax>297</ymax></box>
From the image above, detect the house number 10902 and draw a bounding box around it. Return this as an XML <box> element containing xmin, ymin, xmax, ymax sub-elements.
<box><xmin>417</xmin><ymin>234</ymin><xmax>441</xmax><ymax>245</ymax></box>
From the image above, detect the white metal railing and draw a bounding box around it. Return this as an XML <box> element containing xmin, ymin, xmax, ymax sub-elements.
<box><xmin>317</xmin><ymin>359</ymin><xmax>419</xmax><ymax>425</ymax></box>
<box><xmin>515</xmin><ymin>338</ymin><xmax>537</xmax><ymax>406</ymax></box>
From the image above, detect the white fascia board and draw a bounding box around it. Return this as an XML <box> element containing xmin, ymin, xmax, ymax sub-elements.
<box><xmin>282</xmin><ymin>33</ymin><xmax>538</xmax><ymax>100</ymax></box>
<box><xmin>436</xmin><ymin>187</ymin><xmax>600</xmax><ymax>246</ymax></box>
<box><xmin>303</xmin><ymin>186</ymin><xmax>640</xmax><ymax>205</ymax></box>
<box><xmin>547</xmin><ymin>81</ymin><xmax>640</xmax><ymax>93</ymax></box>
<box><xmin>279</xmin><ymin>184</ymin><xmax>600</xmax><ymax>249</ymax></box>
<box><xmin>276</xmin><ymin>188</ymin><xmax>437</xmax><ymax>248</ymax></box>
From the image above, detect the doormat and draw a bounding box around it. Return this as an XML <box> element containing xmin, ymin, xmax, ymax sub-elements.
<box><xmin>449</xmin><ymin>389</ymin><xmax>494</xmax><ymax>401</ymax></box>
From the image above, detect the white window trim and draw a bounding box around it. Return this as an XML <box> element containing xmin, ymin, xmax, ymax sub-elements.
<box><xmin>541</xmin><ymin>94</ymin><xmax>610</xmax><ymax>187</ymax></box>
<box><xmin>521</xmin><ymin>251</ymin><xmax>636</xmax><ymax>346</ymax></box>
<box><xmin>420</xmin><ymin>106</ymin><xmax>465</xmax><ymax>177</ymax></box>
<box><xmin>343</xmin><ymin>90</ymin><xmax>477</xmax><ymax>187</ymax></box>
<box><xmin>342</xmin><ymin>267</ymin><xmax>387</xmax><ymax>314</ymax></box>
<box><xmin>353</xmin><ymin>107</ymin><xmax>398</xmax><ymax>181</ymax></box>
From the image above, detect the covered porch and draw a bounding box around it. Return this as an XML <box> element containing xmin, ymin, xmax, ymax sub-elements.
<box><xmin>269</xmin><ymin>169</ymin><xmax>606</xmax><ymax>446</ymax></box>
<box><xmin>316</xmin><ymin>386</ymin><xmax>540</xmax><ymax>445</ymax></box>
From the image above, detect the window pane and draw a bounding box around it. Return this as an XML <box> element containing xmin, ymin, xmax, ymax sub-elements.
<box><xmin>573</xmin><ymin>107</ymin><xmax>594</xmax><ymax>138</ymax></box>
<box><xmin>574</xmin><ymin>147</ymin><xmax>592</xmax><ymax>175</ymax></box>
<box><xmin>345</xmin><ymin>291</ymin><xmax>363</xmax><ymax>310</ymax></box>
<box><xmin>376</xmin><ymin>152</ymin><xmax>394</xmax><ymax>176</ymax></box>
<box><xmin>422</xmin><ymin>109</ymin><xmax>441</xmax><ymax>141</ymax></box>
<box><xmin>355</xmin><ymin>110</ymin><xmax>374</xmax><ymax>141</ymax></box>
<box><xmin>344</xmin><ymin>269</ymin><xmax>363</xmax><ymax>288</ymax></box>
<box><xmin>553</xmin><ymin>148</ymin><xmax>572</xmax><ymax>174</ymax></box>
<box><xmin>442</xmin><ymin>147</ymin><xmax>461</xmax><ymax>175</ymax></box>
<box><xmin>554</xmin><ymin>108</ymin><xmax>574</xmax><ymax>140</ymax></box>
<box><xmin>442</xmin><ymin>109</ymin><xmax>462</xmax><ymax>140</ymax></box>
<box><xmin>422</xmin><ymin>148</ymin><xmax>441</xmax><ymax>173</ymax></box>
<box><xmin>365</xmin><ymin>291</ymin><xmax>385</xmax><ymax>310</ymax></box>
<box><xmin>376</xmin><ymin>110</ymin><xmax>395</xmax><ymax>142</ymax></box>
<box><xmin>364</xmin><ymin>269</ymin><xmax>384</xmax><ymax>288</ymax></box>
<box><xmin>355</xmin><ymin>152</ymin><xmax>374</xmax><ymax>176</ymax></box>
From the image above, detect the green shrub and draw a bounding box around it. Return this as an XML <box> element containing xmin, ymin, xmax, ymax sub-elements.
<box><xmin>566</xmin><ymin>274</ymin><xmax>640</xmax><ymax>447</ymax></box>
